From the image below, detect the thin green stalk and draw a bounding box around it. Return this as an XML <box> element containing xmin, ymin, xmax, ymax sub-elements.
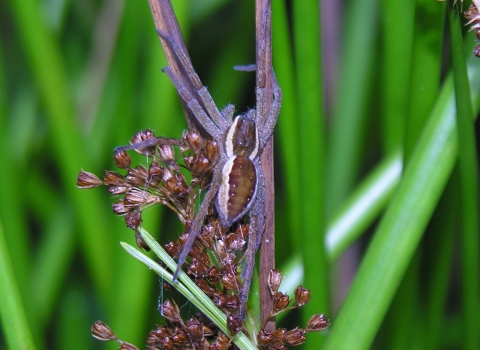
<box><xmin>404</xmin><ymin>0</ymin><xmax>445</xmax><ymax>162</ymax></box>
<box><xmin>272</xmin><ymin>0</ymin><xmax>302</xmax><ymax>256</ymax></box>
<box><xmin>424</xmin><ymin>175</ymin><xmax>457</xmax><ymax>349</ymax></box>
<box><xmin>7</xmin><ymin>0</ymin><xmax>114</xmax><ymax>301</ymax></box>
<box><xmin>292</xmin><ymin>1</ymin><xmax>328</xmax><ymax>345</ymax></box>
<box><xmin>326</xmin><ymin>0</ymin><xmax>378</xmax><ymax>217</ymax></box>
<box><xmin>326</xmin><ymin>151</ymin><xmax>402</xmax><ymax>261</ymax></box>
<box><xmin>0</xmin><ymin>221</ymin><xmax>36</xmax><ymax>350</ymax></box>
<box><xmin>123</xmin><ymin>227</ymin><xmax>257</xmax><ymax>350</ymax></box>
<box><xmin>380</xmin><ymin>0</ymin><xmax>415</xmax><ymax>153</ymax></box>
<box><xmin>449</xmin><ymin>5</ymin><xmax>480</xmax><ymax>349</ymax></box>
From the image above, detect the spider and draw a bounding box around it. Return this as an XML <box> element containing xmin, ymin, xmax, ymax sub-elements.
<box><xmin>125</xmin><ymin>9</ymin><xmax>281</xmax><ymax>318</ymax></box>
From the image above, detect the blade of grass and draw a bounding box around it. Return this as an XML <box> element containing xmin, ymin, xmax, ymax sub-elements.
<box><xmin>424</xmin><ymin>175</ymin><xmax>457</xmax><ymax>349</ymax></box>
<box><xmin>449</xmin><ymin>5</ymin><xmax>480</xmax><ymax>349</ymax></box>
<box><xmin>326</xmin><ymin>151</ymin><xmax>402</xmax><ymax>261</ymax></box>
<box><xmin>404</xmin><ymin>0</ymin><xmax>445</xmax><ymax>162</ymax></box>
<box><xmin>380</xmin><ymin>0</ymin><xmax>415</xmax><ymax>153</ymax></box>
<box><xmin>382</xmin><ymin>0</ymin><xmax>445</xmax><ymax>345</ymax></box>
<box><xmin>292</xmin><ymin>1</ymin><xmax>328</xmax><ymax>345</ymax></box>
<box><xmin>326</xmin><ymin>0</ymin><xmax>378</xmax><ymax>218</ymax></box>
<box><xmin>0</xmin><ymin>220</ymin><xmax>36</xmax><ymax>350</ymax></box>
<box><xmin>122</xmin><ymin>227</ymin><xmax>258</xmax><ymax>350</ymax></box>
<box><xmin>272</xmin><ymin>0</ymin><xmax>301</xmax><ymax>257</ymax></box>
<box><xmin>7</xmin><ymin>0</ymin><xmax>114</xmax><ymax>301</ymax></box>
<box><xmin>324</xmin><ymin>57</ymin><xmax>480</xmax><ymax>349</ymax></box>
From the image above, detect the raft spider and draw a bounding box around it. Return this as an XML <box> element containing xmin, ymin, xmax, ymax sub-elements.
<box><xmin>134</xmin><ymin>9</ymin><xmax>281</xmax><ymax>318</ymax></box>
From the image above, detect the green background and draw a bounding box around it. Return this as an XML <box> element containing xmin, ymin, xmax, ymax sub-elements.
<box><xmin>1</xmin><ymin>0</ymin><xmax>479</xmax><ymax>349</ymax></box>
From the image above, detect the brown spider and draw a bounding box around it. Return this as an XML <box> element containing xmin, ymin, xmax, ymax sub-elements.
<box><xmin>121</xmin><ymin>9</ymin><xmax>281</xmax><ymax>318</ymax></box>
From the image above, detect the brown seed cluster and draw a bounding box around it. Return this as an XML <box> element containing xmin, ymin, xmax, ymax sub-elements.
<box><xmin>81</xmin><ymin>130</ymin><xmax>329</xmax><ymax>349</ymax></box>
<box><xmin>465</xmin><ymin>2</ymin><xmax>480</xmax><ymax>57</ymax></box>
<box><xmin>255</xmin><ymin>270</ymin><xmax>329</xmax><ymax>349</ymax></box>
<box><xmin>77</xmin><ymin>129</ymin><xmax>218</xmax><ymax>249</ymax></box>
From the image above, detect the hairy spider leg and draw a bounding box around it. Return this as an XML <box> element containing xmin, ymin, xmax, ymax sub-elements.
<box><xmin>114</xmin><ymin>137</ymin><xmax>184</xmax><ymax>153</ymax></box>
<box><xmin>254</xmin><ymin>8</ymin><xmax>282</xmax><ymax>147</ymax></box>
<box><xmin>157</xmin><ymin>29</ymin><xmax>230</xmax><ymax>131</ymax></box>
<box><xmin>163</xmin><ymin>67</ymin><xmax>221</xmax><ymax>138</ymax></box>
<box><xmin>257</xmin><ymin>74</ymin><xmax>282</xmax><ymax>147</ymax></box>
<box><xmin>172</xmin><ymin>161</ymin><xmax>225</xmax><ymax>282</ymax></box>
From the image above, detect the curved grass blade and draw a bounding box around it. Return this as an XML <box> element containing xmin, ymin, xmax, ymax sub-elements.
<box><xmin>0</xmin><ymin>221</ymin><xmax>36</xmax><ymax>350</ymax></box>
<box><xmin>324</xmin><ymin>59</ymin><xmax>480</xmax><ymax>350</ymax></box>
<box><xmin>121</xmin><ymin>227</ymin><xmax>257</xmax><ymax>350</ymax></box>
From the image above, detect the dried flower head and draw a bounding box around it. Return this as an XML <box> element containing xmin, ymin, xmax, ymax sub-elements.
<box><xmin>91</xmin><ymin>320</ymin><xmax>117</xmax><ymax>341</ymax></box>
<box><xmin>306</xmin><ymin>313</ymin><xmax>329</xmax><ymax>332</ymax></box>
<box><xmin>114</xmin><ymin>150</ymin><xmax>132</xmax><ymax>169</ymax></box>
<box><xmin>294</xmin><ymin>285</ymin><xmax>311</xmax><ymax>308</ymax></box>
<box><xmin>273</xmin><ymin>291</ymin><xmax>290</xmax><ymax>313</ymax></box>
<box><xmin>268</xmin><ymin>269</ymin><xmax>282</xmax><ymax>295</ymax></box>
<box><xmin>283</xmin><ymin>327</ymin><xmax>306</xmax><ymax>346</ymax></box>
<box><xmin>76</xmin><ymin>171</ymin><xmax>103</xmax><ymax>189</ymax></box>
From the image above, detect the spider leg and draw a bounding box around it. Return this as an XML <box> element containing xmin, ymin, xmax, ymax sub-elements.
<box><xmin>157</xmin><ymin>29</ymin><xmax>230</xmax><ymax>131</ymax></box>
<box><xmin>257</xmin><ymin>72</ymin><xmax>282</xmax><ymax>147</ymax></box>
<box><xmin>254</xmin><ymin>7</ymin><xmax>271</xmax><ymax>123</ymax></box>
<box><xmin>114</xmin><ymin>137</ymin><xmax>183</xmax><ymax>153</ymax></box>
<box><xmin>254</xmin><ymin>8</ymin><xmax>282</xmax><ymax>147</ymax></box>
<box><xmin>220</xmin><ymin>104</ymin><xmax>235</xmax><ymax>124</ymax></box>
<box><xmin>163</xmin><ymin>66</ymin><xmax>221</xmax><ymax>138</ymax></box>
<box><xmin>239</xmin><ymin>163</ymin><xmax>266</xmax><ymax>319</ymax></box>
<box><xmin>172</xmin><ymin>158</ymin><xmax>225</xmax><ymax>282</ymax></box>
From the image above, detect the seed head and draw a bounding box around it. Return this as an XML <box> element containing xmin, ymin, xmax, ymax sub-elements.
<box><xmin>91</xmin><ymin>320</ymin><xmax>117</xmax><ymax>341</ymax></box>
<box><xmin>294</xmin><ymin>285</ymin><xmax>311</xmax><ymax>307</ymax></box>
<box><xmin>306</xmin><ymin>313</ymin><xmax>329</xmax><ymax>332</ymax></box>
<box><xmin>77</xmin><ymin>171</ymin><xmax>103</xmax><ymax>189</ymax></box>
<box><xmin>283</xmin><ymin>327</ymin><xmax>306</xmax><ymax>346</ymax></box>
<box><xmin>113</xmin><ymin>150</ymin><xmax>132</xmax><ymax>169</ymax></box>
<box><xmin>227</xmin><ymin>313</ymin><xmax>243</xmax><ymax>336</ymax></box>
<box><xmin>186</xmin><ymin>319</ymin><xmax>204</xmax><ymax>341</ymax></box>
<box><xmin>273</xmin><ymin>291</ymin><xmax>290</xmax><ymax>312</ymax></box>
<box><xmin>103</xmin><ymin>170</ymin><xmax>127</xmax><ymax>186</ymax></box>
<box><xmin>268</xmin><ymin>269</ymin><xmax>282</xmax><ymax>295</ymax></box>
<box><xmin>159</xmin><ymin>300</ymin><xmax>182</xmax><ymax>324</ymax></box>
<box><xmin>130</xmin><ymin>129</ymin><xmax>156</xmax><ymax>156</ymax></box>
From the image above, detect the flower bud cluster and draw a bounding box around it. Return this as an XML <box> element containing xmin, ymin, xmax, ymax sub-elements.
<box><xmin>147</xmin><ymin>300</ymin><xmax>233</xmax><ymax>349</ymax></box>
<box><xmin>77</xmin><ymin>129</ymin><xmax>218</xmax><ymax>249</ymax></box>
<box><xmin>256</xmin><ymin>270</ymin><xmax>329</xmax><ymax>349</ymax></box>
<box><xmin>80</xmin><ymin>129</ymin><xmax>256</xmax><ymax>347</ymax></box>
<box><xmin>91</xmin><ymin>320</ymin><xmax>139</xmax><ymax>349</ymax></box>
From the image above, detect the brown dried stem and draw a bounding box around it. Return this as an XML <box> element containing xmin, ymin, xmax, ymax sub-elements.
<box><xmin>256</xmin><ymin>0</ymin><xmax>276</xmax><ymax>334</ymax></box>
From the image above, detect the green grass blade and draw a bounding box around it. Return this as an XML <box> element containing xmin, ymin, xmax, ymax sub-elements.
<box><xmin>380</xmin><ymin>0</ymin><xmax>415</xmax><ymax>153</ymax></box>
<box><xmin>404</xmin><ymin>0</ymin><xmax>445</xmax><ymax>161</ymax></box>
<box><xmin>324</xmin><ymin>58</ymin><xmax>480</xmax><ymax>349</ymax></box>
<box><xmin>292</xmin><ymin>0</ymin><xmax>328</xmax><ymax>344</ymax></box>
<box><xmin>449</xmin><ymin>5</ymin><xmax>480</xmax><ymax>349</ymax></box>
<box><xmin>122</xmin><ymin>227</ymin><xmax>258</xmax><ymax>350</ymax></box>
<box><xmin>7</xmin><ymin>0</ymin><xmax>114</xmax><ymax>301</ymax></box>
<box><xmin>326</xmin><ymin>0</ymin><xmax>378</xmax><ymax>217</ymax></box>
<box><xmin>326</xmin><ymin>151</ymin><xmax>402</xmax><ymax>261</ymax></box>
<box><xmin>273</xmin><ymin>0</ymin><xmax>302</xmax><ymax>257</ymax></box>
<box><xmin>0</xmin><ymin>221</ymin><xmax>37</xmax><ymax>350</ymax></box>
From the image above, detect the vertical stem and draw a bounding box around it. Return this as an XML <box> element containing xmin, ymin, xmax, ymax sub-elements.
<box><xmin>256</xmin><ymin>0</ymin><xmax>276</xmax><ymax>332</ymax></box>
<box><xmin>449</xmin><ymin>5</ymin><xmax>480</xmax><ymax>350</ymax></box>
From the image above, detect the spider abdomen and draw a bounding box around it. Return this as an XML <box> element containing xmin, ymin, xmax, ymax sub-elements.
<box><xmin>216</xmin><ymin>156</ymin><xmax>257</xmax><ymax>226</ymax></box>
